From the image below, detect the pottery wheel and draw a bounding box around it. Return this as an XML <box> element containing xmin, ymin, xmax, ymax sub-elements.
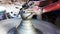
<box><xmin>0</xmin><ymin>18</ymin><xmax>60</xmax><ymax>34</ymax></box>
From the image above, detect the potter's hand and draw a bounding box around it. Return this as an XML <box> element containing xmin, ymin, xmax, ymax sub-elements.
<box><xmin>20</xmin><ymin>8</ymin><xmax>35</xmax><ymax>20</ymax></box>
<box><xmin>32</xmin><ymin>6</ymin><xmax>43</xmax><ymax>15</ymax></box>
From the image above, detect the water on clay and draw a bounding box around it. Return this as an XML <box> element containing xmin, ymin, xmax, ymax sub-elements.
<box><xmin>0</xmin><ymin>18</ymin><xmax>60</xmax><ymax>34</ymax></box>
<box><xmin>8</xmin><ymin>27</ymin><xmax>43</xmax><ymax>34</ymax></box>
<box><xmin>7</xmin><ymin>19</ymin><xmax>43</xmax><ymax>34</ymax></box>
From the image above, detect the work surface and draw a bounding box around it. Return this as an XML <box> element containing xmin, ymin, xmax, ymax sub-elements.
<box><xmin>0</xmin><ymin>18</ymin><xmax>60</xmax><ymax>34</ymax></box>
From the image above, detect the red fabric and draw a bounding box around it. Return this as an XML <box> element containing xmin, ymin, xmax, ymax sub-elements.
<box><xmin>43</xmin><ymin>1</ymin><xmax>60</xmax><ymax>13</ymax></box>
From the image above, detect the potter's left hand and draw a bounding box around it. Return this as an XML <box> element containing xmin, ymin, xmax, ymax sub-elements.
<box><xmin>33</xmin><ymin>6</ymin><xmax>43</xmax><ymax>15</ymax></box>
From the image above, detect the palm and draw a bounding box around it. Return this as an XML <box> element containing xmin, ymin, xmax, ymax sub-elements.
<box><xmin>20</xmin><ymin>8</ymin><xmax>35</xmax><ymax>20</ymax></box>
